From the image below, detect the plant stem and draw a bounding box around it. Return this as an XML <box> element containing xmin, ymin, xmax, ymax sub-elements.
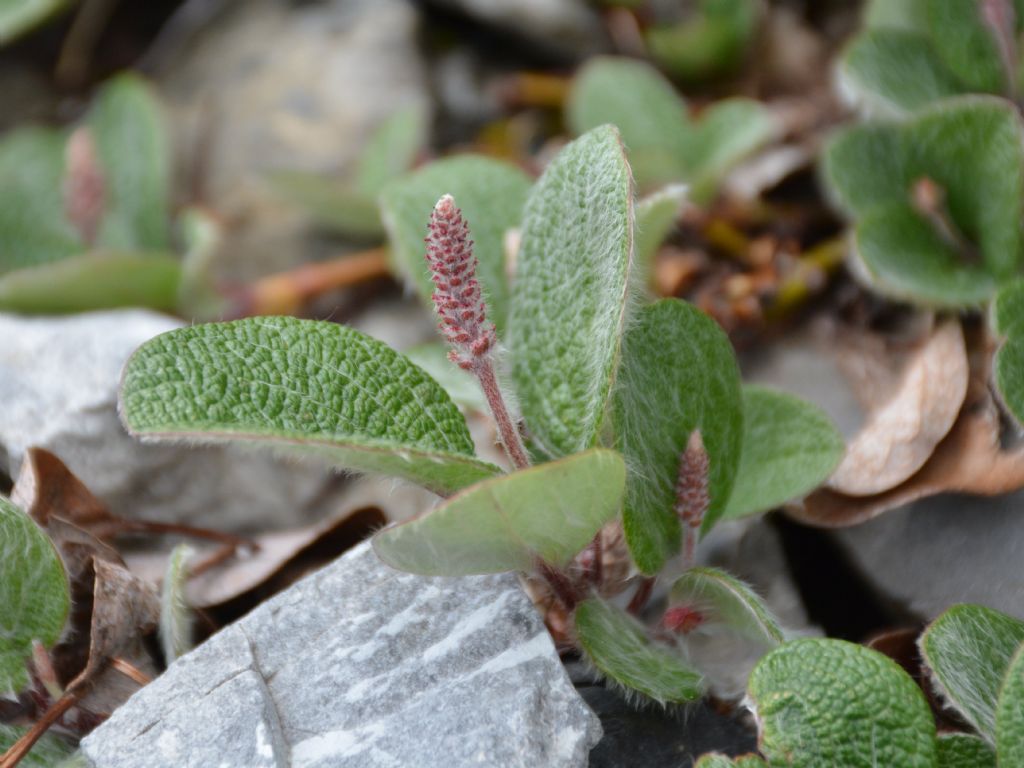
<box><xmin>535</xmin><ymin>559</ymin><xmax>580</xmax><ymax>612</ymax></box>
<box><xmin>0</xmin><ymin>686</ymin><xmax>84</xmax><ymax>768</ymax></box>
<box><xmin>473</xmin><ymin>358</ymin><xmax>531</xmax><ymax>470</ymax></box>
<box><xmin>626</xmin><ymin>577</ymin><xmax>655</xmax><ymax>616</ymax></box>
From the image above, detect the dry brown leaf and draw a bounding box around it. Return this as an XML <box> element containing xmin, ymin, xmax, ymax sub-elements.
<box><xmin>11</xmin><ymin>447</ymin><xmax>114</xmax><ymax>531</ymax></box>
<box><xmin>828</xmin><ymin>320</ymin><xmax>968</xmax><ymax>496</ymax></box>
<box><xmin>789</xmin><ymin>393</ymin><xmax>1024</xmax><ymax>527</ymax></box>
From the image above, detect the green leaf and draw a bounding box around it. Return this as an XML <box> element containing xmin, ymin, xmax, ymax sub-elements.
<box><xmin>723</xmin><ymin>386</ymin><xmax>845</xmax><ymax>519</ymax></box>
<box><xmin>863</xmin><ymin>0</ymin><xmax>928</xmax><ymax>31</ymax></box>
<box><xmin>680</xmin><ymin>99</ymin><xmax>776</xmax><ymax>205</ymax></box>
<box><xmin>0</xmin><ymin>724</ymin><xmax>73</xmax><ymax>767</ymax></box>
<box><xmin>402</xmin><ymin>344</ymin><xmax>487</xmax><ymax>412</ymax></box>
<box><xmin>695</xmin><ymin>756</ymin><xmax>767</xmax><ymax>768</ymax></box>
<box><xmin>991</xmin><ymin>281</ymin><xmax>1024</xmax><ymax>427</ymax></box>
<box><xmin>354</xmin><ymin>104</ymin><xmax>426</xmax><ymax>196</ymax></box>
<box><xmin>645</xmin><ymin>0</ymin><xmax>759</xmax><ymax>82</ymax></box>
<box><xmin>0</xmin><ymin>0</ymin><xmax>70</xmax><ymax>44</ymax></box>
<box><xmin>840</xmin><ymin>30</ymin><xmax>964</xmax><ymax>114</ymax></box>
<box><xmin>509</xmin><ymin>125</ymin><xmax>635</xmax><ymax>459</ymax></box>
<box><xmin>372</xmin><ymin>448</ymin><xmax>625</xmax><ymax>575</ymax></box>
<box><xmin>997</xmin><ymin>642</ymin><xmax>1024</xmax><ymax>764</ymax></box>
<box><xmin>613</xmin><ymin>299</ymin><xmax>742</xmax><ymax>574</ymax></box>
<box><xmin>574</xmin><ymin>597</ymin><xmax>703</xmax><ymax>704</ymax></box>
<box><xmin>0</xmin><ymin>497</ymin><xmax>70</xmax><ymax>695</ymax></box>
<box><xmin>0</xmin><ymin>252</ymin><xmax>182</xmax><ymax>314</ymax></box>
<box><xmin>936</xmin><ymin>733</ymin><xmax>995</xmax><ymax>768</ymax></box>
<box><xmin>119</xmin><ymin>317</ymin><xmax>501</xmax><ymax>495</ymax></box>
<box><xmin>634</xmin><ymin>185</ymin><xmax>687</xmax><ymax>269</ymax></box>
<box><xmin>266</xmin><ymin>171</ymin><xmax>384</xmax><ymax>239</ymax></box>
<box><xmin>0</xmin><ymin>127</ymin><xmax>81</xmax><ymax>273</ymax></box>
<box><xmin>669</xmin><ymin>566</ymin><xmax>783</xmax><ymax>645</ymax></box>
<box><xmin>566</xmin><ymin>57</ymin><xmax>689</xmax><ymax>189</ymax></box>
<box><xmin>748</xmin><ymin>638</ymin><xmax>938</xmax><ymax>768</ymax></box>
<box><xmin>380</xmin><ymin>155</ymin><xmax>531</xmax><ymax>333</ymax></box>
<box><xmin>160</xmin><ymin>543</ymin><xmax>194</xmax><ymax>663</ymax></box>
<box><xmin>88</xmin><ymin>73</ymin><xmax>170</xmax><ymax>251</ymax></box>
<box><xmin>920</xmin><ymin>604</ymin><xmax>1024</xmax><ymax>741</ymax></box>
<box><xmin>854</xmin><ymin>204</ymin><xmax>997</xmax><ymax>307</ymax></box>
<box><xmin>926</xmin><ymin>0</ymin><xmax>1008</xmax><ymax>95</ymax></box>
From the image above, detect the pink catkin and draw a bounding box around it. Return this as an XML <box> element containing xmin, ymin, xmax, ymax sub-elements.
<box><xmin>676</xmin><ymin>430</ymin><xmax>710</xmax><ymax>569</ymax></box>
<box><xmin>425</xmin><ymin>195</ymin><xmax>497</xmax><ymax>371</ymax></box>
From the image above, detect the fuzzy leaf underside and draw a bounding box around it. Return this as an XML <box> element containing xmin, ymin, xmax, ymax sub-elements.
<box><xmin>921</xmin><ymin>604</ymin><xmax>1024</xmax><ymax>741</ymax></box>
<box><xmin>566</xmin><ymin>57</ymin><xmax>689</xmax><ymax>189</ymax></box>
<box><xmin>266</xmin><ymin>172</ymin><xmax>384</xmax><ymax>239</ymax></box>
<box><xmin>996</xmin><ymin>642</ymin><xmax>1024</xmax><ymax>764</ymax></box>
<box><xmin>613</xmin><ymin>299</ymin><xmax>743</xmax><ymax>574</ymax></box>
<box><xmin>824</xmin><ymin>97</ymin><xmax>1024</xmax><ymax>301</ymax></box>
<box><xmin>402</xmin><ymin>344</ymin><xmax>488</xmax><ymax>412</ymax></box>
<box><xmin>509</xmin><ymin>125</ymin><xmax>635</xmax><ymax>459</ymax></box>
<box><xmin>723</xmin><ymin>385</ymin><xmax>845</xmax><ymax>519</ymax></box>
<box><xmin>0</xmin><ymin>127</ymin><xmax>81</xmax><ymax>273</ymax></box>
<box><xmin>372</xmin><ymin>449</ymin><xmax>625</xmax><ymax>575</ymax></box>
<box><xmin>88</xmin><ymin>73</ymin><xmax>171</xmax><ymax>251</ymax></box>
<box><xmin>380</xmin><ymin>155</ymin><xmax>531</xmax><ymax>334</ymax></box>
<box><xmin>936</xmin><ymin>733</ymin><xmax>995</xmax><ymax>767</ymax></box>
<box><xmin>0</xmin><ymin>724</ymin><xmax>73</xmax><ymax>767</ymax></box>
<box><xmin>574</xmin><ymin>597</ymin><xmax>703</xmax><ymax>704</ymax></box>
<box><xmin>669</xmin><ymin>567</ymin><xmax>783</xmax><ymax>646</ymax></box>
<box><xmin>0</xmin><ymin>497</ymin><xmax>70</xmax><ymax>695</ymax></box>
<box><xmin>748</xmin><ymin>638</ymin><xmax>937</xmax><ymax>768</ymax></box>
<box><xmin>160</xmin><ymin>543</ymin><xmax>194</xmax><ymax>663</ymax></box>
<box><xmin>0</xmin><ymin>251</ymin><xmax>181</xmax><ymax>314</ymax></box>
<box><xmin>119</xmin><ymin>317</ymin><xmax>499</xmax><ymax>495</ymax></box>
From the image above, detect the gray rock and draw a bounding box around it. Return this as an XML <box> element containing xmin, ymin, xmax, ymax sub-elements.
<box><xmin>833</xmin><ymin>491</ymin><xmax>1024</xmax><ymax>621</ymax></box>
<box><xmin>0</xmin><ymin>310</ymin><xmax>335</xmax><ymax>530</ymax></box>
<box><xmin>159</xmin><ymin>0</ymin><xmax>429</xmax><ymax>280</ymax></box>
<box><xmin>81</xmin><ymin>541</ymin><xmax>601</xmax><ymax>767</ymax></box>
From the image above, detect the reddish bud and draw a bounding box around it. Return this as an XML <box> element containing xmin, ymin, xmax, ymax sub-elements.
<box><xmin>662</xmin><ymin>605</ymin><xmax>705</xmax><ymax>634</ymax></box>
<box><xmin>63</xmin><ymin>127</ymin><xmax>106</xmax><ymax>246</ymax></box>
<box><xmin>675</xmin><ymin>431</ymin><xmax>710</xmax><ymax>530</ymax></box>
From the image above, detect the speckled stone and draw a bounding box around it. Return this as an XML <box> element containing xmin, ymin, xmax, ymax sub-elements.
<box><xmin>81</xmin><ymin>541</ymin><xmax>601</xmax><ymax>767</ymax></box>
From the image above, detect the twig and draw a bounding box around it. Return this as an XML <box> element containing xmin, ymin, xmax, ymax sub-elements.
<box><xmin>0</xmin><ymin>686</ymin><xmax>84</xmax><ymax>768</ymax></box>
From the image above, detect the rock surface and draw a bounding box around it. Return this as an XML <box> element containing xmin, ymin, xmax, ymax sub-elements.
<box><xmin>0</xmin><ymin>310</ymin><xmax>337</xmax><ymax>530</ymax></box>
<box><xmin>81</xmin><ymin>541</ymin><xmax>601</xmax><ymax>768</ymax></box>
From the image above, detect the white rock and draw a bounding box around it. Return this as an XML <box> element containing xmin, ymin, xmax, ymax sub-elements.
<box><xmin>81</xmin><ymin>542</ymin><xmax>601</xmax><ymax>767</ymax></box>
<box><xmin>0</xmin><ymin>310</ymin><xmax>335</xmax><ymax>530</ymax></box>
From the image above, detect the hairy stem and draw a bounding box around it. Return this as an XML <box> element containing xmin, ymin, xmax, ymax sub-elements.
<box><xmin>474</xmin><ymin>358</ymin><xmax>531</xmax><ymax>470</ymax></box>
<box><xmin>535</xmin><ymin>559</ymin><xmax>580</xmax><ymax>612</ymax></box>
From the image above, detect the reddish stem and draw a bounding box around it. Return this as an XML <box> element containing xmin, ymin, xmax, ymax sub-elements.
<box><xmin>627</xmin><ymin>577</ymin><xmax>655</xmax><ymax>616</ymax></box>
<box><xmin>0</xmin><ymin>686</ymin><xmax>83</xmax><ymax>768</ymax></box>
<box><xmin>474</xmin><ymin>358</ymin><xmax>531</xmax><ymax>470</ymax></box>
<box><xmin>536</xmin><ymin>559</ymin><xmax>580</xmax><ymax>612</ymax></box>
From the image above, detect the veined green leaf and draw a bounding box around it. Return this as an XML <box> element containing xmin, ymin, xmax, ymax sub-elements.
<box><xmin>613</xmin><ymin>299</ymin><xmax>742</xmax><ymax>574</ymax></box>
<box><xmin>937</xmin><ymin>733</ymin><xmax>995</xmax><ymax>767</ymax></box>
<box><xmin>723</xmin><ymin>386</ymin><xmax>845</xmax><ymax>519</ymax></box>
<box><xmin>695</xmin><ymin>756</ymin><xmax>767</xmax><ymax>768</ymax></box>
<box><xmin>88</xmin><ymin>73</ymin><xmax>171</xmax><ymax>251</ymax></box>
<box><xmin>119</xmin><ymin>317</ymin><xmax>500</xmax><ymax>495</ymax></box>
<box><xmin>509</xmin><ymin>125</ymin><xmax>635</xmax><ymax>459</ymax></box>
<box><xmin>749</xmin><ymin>638</ymin><xmax>937</xmax><ymax>768</ymax></box>
<box><xmin>575</xmin><ymin>597</ymin><xmax>703</xmax><ymax>704</ymax></box>
<box><xmin>996</xmin><ymin>642</ymin><xmax>1024</xmax><ymax>764</ymax></box>
<box><xmin>0</xmin><ymin>497</ymin><xmax>70</xmax><ymax>695</ymax></box>
<box><xmin>373</xmin><ymin>449</ymin><xmax>624</xmax><ymax>575</ymax></box>
<box><xmin>403</xmin><ymin>344</ymin><xmax>487</xmax><ymax>412</ymax></box>
<box><xmin>991</xmin><ymin>281</ymin><xmax>1024</xmax><ymax>427</ymax></box>
<box><xmin>926</xmin><ymin>0</ymin><xmax>1008</xmax><ymax>94</ymax></box>
<box><xmin>380</xmin><ymin>155</ymin><xmax>531</xmax><ymax>334</ymax></box>
<box><xmin>669</xmin><ymin>567</ymin><xmax>783</xmax><ymax>646</ymax></box>
<box><xmin>920</xmin><ymin>603</ymin><xmax>1024</xmax><ymax>741</ymax></box>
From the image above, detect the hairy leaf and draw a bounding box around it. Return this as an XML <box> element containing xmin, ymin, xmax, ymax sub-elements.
<box><xmin>380</xmin><ymin>155</ymin><xmax>531</xmax><ymax>333</ymax></box>
<box><xmin>266</xmin><ymin>172</ymin><xmax>384</xmax><ymax>239</ymax></box>
<box><xmin>119</xmin><ymin>317</ymin><xmax>500</xmax><ymax>495</ymax></box>
<box><xmin>575</xmin><ymin>597</ymin><xmax>703</xmax><ymax>704</ymax></box>
<box><xmin>354</xmin><ymin>104</ymin><xmax>426</xmax><ymax>196</ymax></box>
<box><xmin>88</xmin><ymin>73</ymin><xmax>170</xmax><ymax>251</ymax></box>
<box><xmin>920</xmin><ymin>603</ymin><xmax>1024</xmax><ymax>741</ymax></box>
<box><xmin>373</xmin><ymin>449</ymin><xmax>624</xmax><ymax>575</ymax></box>
<box><xmin>695</xmin><ymin>756</ymin><xmax>767</xmax><ymax>768</ymax></box>
<box><xmin>160</xmin><ymin>544</ymin><xmax>194</xmax><ymax>663</ymax></box>
<box><xmin>723</xmin><ymin>386</ymin><xmax>844</xmax><ymax>519</ymax></box>
<box><xmin>926</xmin><ymin>0</ymin><xmax>1008</xmax><ymax>94</ymax></box>
<box><xmin>992</xmin><ymin>281</ymin><xmax>1024</xmax><ymax>427</ymax></box>
<box><xmin>749</xmin><ymin>638</ymin><xmax>937</xmax><ymax>768</ymax></box>
<box><xmin>403</xmin><ymin>344</ymin><xmax>487</xmax><ymax>412</ymax></box>
<box><xmin>644</xmin><ymin>0</ymin><xmax>759</xmax><ymax>82</ymax></box>
<box><xmin>635</xmin><ymin>185</ymin><xmax>687</xmax><ymax>269</ymax></box>
<box><xmin>669</xmin><ymin>566</ymin><xmax>783</xmax><ymax>645</ymax></box>
<box><xmin>613</xmin><ymin>299</ymin><xmax>742</xmax><ymax>574</ymax></box>
<box><xmin>0</xmin><ymin>252</ymin><xmax>181</xmax><ymax>314</ymax></box>
<box><xmin>509</xmin><ymin>125</ymin><xmax>634</xmax><ymax>459</ymax></box>
<box><xmin>0</xmin><ymin>0</ymin><xmax>71</xmax><ymax>44</ymax></box>
<box><xmin>0</xmin><ymin>127</ymin><xmax>80</xmax><ymax>273</ymax></box>
<box><xmin>566</xmin><ymin>57</ymin><xmax>689</xmax><ymax>188</ymax></box>
<box><xmin>936</xmin><ymin>733</ymin><xmax>995</xmax><ymax>767</ymax></box>
<box><xmin>996</xmin><ymin>642</ymin><xmax>1024</xmax><ymax>764</ymax></box>
<box><xmin>0</xmin><ymin>497</ymin><xmax>70</xmax><ymax>694</ymax></box>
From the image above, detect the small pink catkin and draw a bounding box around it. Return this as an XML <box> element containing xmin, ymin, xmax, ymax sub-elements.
<box><xmin>675</xmin><ymin>430</ymin><xmax>710</xmax><ymax>530</ymax></box>
<box><xmin>425</xmin><ymin>194</ymin><xmax>496</xmax><ymax>370</ymax></box>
